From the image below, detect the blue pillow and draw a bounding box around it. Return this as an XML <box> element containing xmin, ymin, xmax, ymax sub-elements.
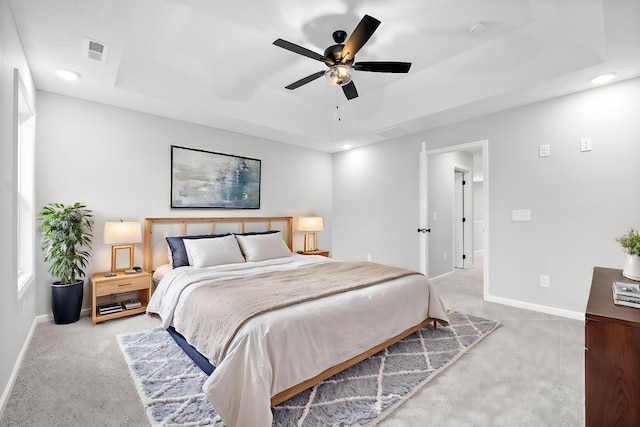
<box><xmin>166</xmin><ymin>233</ymin><xmax>231</xmax><ymax>268</ymax></box>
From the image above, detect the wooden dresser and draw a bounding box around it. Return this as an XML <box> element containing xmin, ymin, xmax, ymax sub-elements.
<box><xmin>585</xmin><ymin>267</ymin><xmax>640</xmax><ymax>426</ymax></box>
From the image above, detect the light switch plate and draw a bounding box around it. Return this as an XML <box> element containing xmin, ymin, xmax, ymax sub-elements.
<box><xmin>512</xmin><ymin>209</ymin><xmax>531</xmax><ymax>221</ymax></box>
<box><xmin>539</xmin><ymin>144</ymin><xmax>550</xmax><ymax>157</ymax></box>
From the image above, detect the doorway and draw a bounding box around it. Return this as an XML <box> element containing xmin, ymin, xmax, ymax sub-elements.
<box><xmin>419</xmin><ymin>140</ymin><xmax>489</xmax><ymax>299</ymax></box>
<box><xmin>453</xmin><ymin>166</ymin><xmax>472</xmax><ymax>269</ymax></box>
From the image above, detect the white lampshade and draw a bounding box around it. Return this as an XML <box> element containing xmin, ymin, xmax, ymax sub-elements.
<box><xmin>299</xmin><ymin>217</ymin><xmax>323</xmax><ymax>232</ymax></box>
<box><xmin>103</xmin><ymin>221</ymin><xmax>142</xmax><ymax>244</ymax></box>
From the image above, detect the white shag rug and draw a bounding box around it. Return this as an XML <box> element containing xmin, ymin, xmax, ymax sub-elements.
<box><xmin>118</xmin><ymin>311</ymin><xmax>499</xmax><ymax>426</ymax></box>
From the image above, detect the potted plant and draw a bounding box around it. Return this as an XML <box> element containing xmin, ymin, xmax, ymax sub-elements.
<box><xmin>38</xmin><ymin>202</ymin><xmax>94</xmax><ymax>324</ymax></box>
<box><xmin>616</xmin><ymin>228</ymin><xmax>640</xmax><ymax>281</ymax></box>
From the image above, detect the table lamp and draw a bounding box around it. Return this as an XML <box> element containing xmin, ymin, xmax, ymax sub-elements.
<box><xmin>299</xmin><ymin>216</ymin><xmax>323</xmax><ymax>252</ymax></box>
<box><xmin>103</xmin><ymin>221</ymin><xmax>142</xmax><ymax>275</ymax></box>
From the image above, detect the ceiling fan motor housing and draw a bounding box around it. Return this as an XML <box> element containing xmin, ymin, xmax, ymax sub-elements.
<box><xmin>324</xmin><ymin>44</ymin><xmax>352</xmax><ymax>64</ymax></box>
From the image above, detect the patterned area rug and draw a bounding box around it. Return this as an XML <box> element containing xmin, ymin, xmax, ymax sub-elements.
<box><xmin>118</xmin><ymin>312</ymin><xmax>499</xmax><ymax>426</ymax></box>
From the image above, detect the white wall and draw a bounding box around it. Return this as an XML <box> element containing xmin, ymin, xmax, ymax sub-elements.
<box><xmin>0</xmin><ymin>0</ymin><xmax>37</xmax><ymax>414</ymax></box>
<box><xmin>332</xmin><ymin>141</ymin><xmax>421</xmax><ymax>269</ymax></box>
<box><xmin>427</xmin><ymin>151</ymin><xmax>473</xmax><ymax>277</ymax></box>
<box><xmin>34</xmin><ymin>91</ymin><xmax>333</xmax><ymax>316</ymax></box>
<box><xmin>333</xmin><ymin>77</ymin><xmax>640</xmax><ymax>315</ymax></box>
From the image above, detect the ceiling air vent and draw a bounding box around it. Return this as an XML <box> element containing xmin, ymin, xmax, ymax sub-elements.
<box><xmin>82</xmin><ymin>37</ymin><xmax>109</xmax><ymax>64</ymax></box>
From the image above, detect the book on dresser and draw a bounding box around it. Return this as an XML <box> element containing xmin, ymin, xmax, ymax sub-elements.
<box><xmin>98</xmin><ymin>302</ymin><xmax>122</xmax><ymax>315</ymax></box>
<box><xmin>121</xmin><ymin>298</ymin><xmax>142</xmax><ymax>310</ymax></box>
<box><xmin>612</xmin><ymin>281</ymin><xmax>640</xmax><ymax>308</ymax></box>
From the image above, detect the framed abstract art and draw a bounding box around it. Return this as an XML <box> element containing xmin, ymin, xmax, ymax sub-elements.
<box><xmin>170</xmin><ymin>145</ymin><xmax>261</xmax><ymax>209</ymax></box>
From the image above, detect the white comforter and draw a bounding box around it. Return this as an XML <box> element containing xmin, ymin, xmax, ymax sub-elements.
<box><xmin>147</xmin><ymin>254</ymin><xmax>448</xmax><ymax>427</ymax></box>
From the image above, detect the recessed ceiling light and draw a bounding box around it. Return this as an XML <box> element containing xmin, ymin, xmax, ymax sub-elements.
<box><xmin>467</xmin><ymin>22</ymin><xmax>486</xmax><ymax>34</ymax></box>
<box><xmin>342</xmin><ymin>144</ymin><xmax>352</xmax><ymax>150</ymax></box>
<box><xmin>590</xmin><ymin>73</ymin><xmax>616</xmax><ymax>85</ymax></box>
<box><xmin>55</xmin><ymin>68</ymin><xmax>81</xmax><ymax>81</ymax></box>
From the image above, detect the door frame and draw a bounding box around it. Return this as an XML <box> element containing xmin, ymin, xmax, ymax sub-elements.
<box><xmin>453</xmin><ymin>165</ymin><xmax>472</xmax><ymax>269</ymax></box>
<box><xmin>420</xmin><ymin>139</ymin><xmax>489</xmax><ymax>300</ymax></box>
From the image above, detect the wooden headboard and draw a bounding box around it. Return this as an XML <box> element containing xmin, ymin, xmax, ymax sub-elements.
<box><xmin>143</xmin><ymin>216</ymin><xmax>293</xmax><ymax>272</ymax></box>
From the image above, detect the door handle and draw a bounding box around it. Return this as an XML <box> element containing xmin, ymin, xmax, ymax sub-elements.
<box><xmin>417</xmin><ymin>228</ymin><xmax>431</xmax><ymax>233</ymax></box>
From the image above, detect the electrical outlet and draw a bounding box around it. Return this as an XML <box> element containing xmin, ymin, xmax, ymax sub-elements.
<box><xmin>366</xmin><ymin>253</ymin><xmax>371</xmax><ymax>262</ymax></box>
<box><xmin>540</xmin><ymin>275</ymin><xmax>550</xmax><ymax>288</ymax></box>
<box><xmin>580</xmin><ymin>138</ymin><xmax>592</xmax><ymax>152</ymax></box>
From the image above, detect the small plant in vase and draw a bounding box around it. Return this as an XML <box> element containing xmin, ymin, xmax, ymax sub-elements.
<box><xmin>616</xmin><ymin>228</ymin><xmax>640</xmax><ymax>281</ymax></box>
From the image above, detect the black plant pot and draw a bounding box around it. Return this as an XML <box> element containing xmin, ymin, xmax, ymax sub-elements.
<box><xmin>51</xmin><ymin>280</ymin><xmax>84</xmax><ymax>324</ymax></box>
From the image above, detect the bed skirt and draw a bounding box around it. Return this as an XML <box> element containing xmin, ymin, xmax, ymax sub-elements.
<box><xmin>167</xmin><ymin>326</ymin><xmax>214</xmax><ymax>375</ymax></box>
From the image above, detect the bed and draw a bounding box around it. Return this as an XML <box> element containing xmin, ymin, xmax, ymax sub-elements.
<box><xmin>144</xmin><ymin>216</ymin><xmax>448</xmax><ymax>427</ymax></box>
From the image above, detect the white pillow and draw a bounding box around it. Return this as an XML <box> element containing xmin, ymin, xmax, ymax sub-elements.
<box><xmin>235</xmin><ymin>232</ymin><xmax>292</xmax><ymax>262</ymax></box>
<box><xmin>183</xmin><ymin>234</ymin><xmax>245</xmax><ymax>267</ymax></box>
<box><xmin>152</xmin><ymin>263</ymin><xmax>173</xmax><ymax>283</ymax></box>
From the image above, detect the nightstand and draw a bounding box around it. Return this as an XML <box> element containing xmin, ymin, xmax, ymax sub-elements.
<box><xmin>298</xmin><ymin>250</ymin><xmax>330</xmax><ymax>257</ymax></box>
<box><xmin>91</xmin><ymin>271</ymin><xmax>151</xmax><ymax>325</ymax></box>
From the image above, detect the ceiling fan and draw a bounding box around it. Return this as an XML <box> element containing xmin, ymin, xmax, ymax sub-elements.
<box><xmin>273</xmin><ymin>14</ymin><xmax>411</xmax><ymax>100</ymax></box>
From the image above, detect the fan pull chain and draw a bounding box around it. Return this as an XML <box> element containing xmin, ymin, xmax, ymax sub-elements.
<box><xmin>336</xmin><ymin>87</ymin><xmax>341</xmax><ymax>122</ymax></box>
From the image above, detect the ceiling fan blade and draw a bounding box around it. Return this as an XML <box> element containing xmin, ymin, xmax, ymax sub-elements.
<box><xmin>273</xmin><ymin>39</ymin><xmax>332</xmax><ymax>64</ymax></box>
<box><xmin>341</xmin><ymin>15</ymin><xmax>381</xmax><ymax>63</ymax></box>
<box><xmin>353</xmin><ymin>61</ymin><xmax>412</xmax><ymax>73</ymax></box>
<box><xmin>342</xmin><ymin>81</ymin><xmax>359</xmax><ymax>100</ymax></box>
<box><xmin>285</xmin><ymin>70</ymin><xmax>326</xmax><ymax>90</ymax></box>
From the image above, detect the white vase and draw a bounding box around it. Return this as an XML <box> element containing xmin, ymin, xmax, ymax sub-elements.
<box><xmin>622</xmin><ymin>254</ymin><xmax>640</xmax><ymax>281</ymax></box>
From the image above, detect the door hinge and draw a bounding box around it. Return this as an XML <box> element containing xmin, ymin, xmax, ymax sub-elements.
<box><xmin>462</xmin><ymin>217</ymin><xmax>466</xmax><ymax>222</ymax></box>
<box><xmin>463</xmin><ymin>254</ymin><xmax>466</xmax><ymax>260</ymax></box>
<box><xmin>462</xmin><ymin>180</ymin><xmax>466</xmax><ymax>185</ymax></box>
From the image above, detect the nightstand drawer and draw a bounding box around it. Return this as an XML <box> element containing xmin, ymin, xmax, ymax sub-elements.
<box><xmin>96</xmin><ymin>275</ymin><xmax>149</xmax><ymax>296</ymax></box>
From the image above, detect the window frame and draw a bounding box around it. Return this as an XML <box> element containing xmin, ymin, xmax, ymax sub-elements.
<box><xmin>14</xmin><ymin>68</ymin><xmax>36</xmax><ymax>299</ymax></box>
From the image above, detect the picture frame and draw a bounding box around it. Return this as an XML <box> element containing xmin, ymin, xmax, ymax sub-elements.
<box><xmin>171</xmin><ymin>145</ymin><xmax>261</xmax><ymax>209</ymax></box>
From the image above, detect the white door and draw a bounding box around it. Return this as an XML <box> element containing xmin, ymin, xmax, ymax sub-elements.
<box><xmin>418</xmin><ymin>144</ymin><xmax>429</xmax><ymax>275</ymax></box>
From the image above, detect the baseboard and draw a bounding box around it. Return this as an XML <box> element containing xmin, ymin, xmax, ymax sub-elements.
<box><xmin>0</xmin><ymin>313</ymin><xmax>43</xmax><ymax>419</ymax></box>
<box><xmin>485</xmin><ymin>294</ymin><xmax>585</xmax><ymax>321</ymax></box>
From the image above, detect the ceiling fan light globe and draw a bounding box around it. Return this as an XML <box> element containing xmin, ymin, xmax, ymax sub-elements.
<box><xmin>325</xmin><ymin>65</ymin><xmax>353</xmax><ymax>86</ymax></box>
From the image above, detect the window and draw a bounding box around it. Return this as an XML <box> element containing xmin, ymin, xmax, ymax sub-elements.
<box><xmin>15</xmin><ymin>69</ymin><xmax>35</xmax><ymax>298</ymax></box>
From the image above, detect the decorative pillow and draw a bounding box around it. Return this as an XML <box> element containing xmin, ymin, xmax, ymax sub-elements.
<box><xmin>235</xmin><ymin>231</ymin><xmax>291</xmax><ymax>262</ymax></box>
<box><xmin>152</xmin><ymin>263</ymin><xmax>173</xmax><ymax>283</ymax></box>
<box><xmin>166</xmin><ymin>233</ymin><xmax>230</xmax><ymax>268</ymax></box>
<box><xmin>183</xmin><ymin>235</ymin><xmax>245</xmax><ymax>268</ymax></box>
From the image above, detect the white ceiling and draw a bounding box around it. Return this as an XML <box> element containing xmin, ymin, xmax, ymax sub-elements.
<box><xmin>8</xmin><ymin>0</ymin><xmax>640</xmax><ymax>153</ymax></box>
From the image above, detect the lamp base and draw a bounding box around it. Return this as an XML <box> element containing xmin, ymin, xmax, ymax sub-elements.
<box><xmin>303</xmin><ymin>232</ymin><xmax>318</xmax><ymax>252</ymax></box>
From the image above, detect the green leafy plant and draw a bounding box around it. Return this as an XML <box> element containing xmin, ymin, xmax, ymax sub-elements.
<box><xmin>616</xmin><ymin>228</ymin><xmax>640</xmax><ymax>257</ymax></box>
<box><xmin>38</xmin><ymin>202</ymin><xmax>94</xmax><ymax>284</ymax></box>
